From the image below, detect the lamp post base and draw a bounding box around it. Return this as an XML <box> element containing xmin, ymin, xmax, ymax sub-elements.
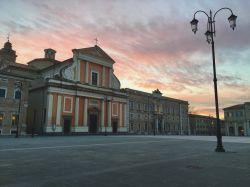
<box><xmin>215</xmin><ymin>146</ymin><xmax>225</xmax><ymax>152</ymax></box>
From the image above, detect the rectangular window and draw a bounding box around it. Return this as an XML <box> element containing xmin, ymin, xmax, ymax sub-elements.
<box><xmin>11</xmin><ymin>114</ymin><xmax>18</xmax><ymax>127</ymax></box>
<box><xmin>129</xmin><ymin>101</ymin><xmax>134</xmax><ymax>109</ymax></box>
<box><xmin>0</xmin><ymin>88</ymin><xmax>7</xmax><ymax>98</ymax></box>
<box><xmin>0</xmin><ymin>113</ymin><xmax>3</xmax><ymax>127</ymax></box>
<box><xmin>91</xmin><ymin>72</ymin><xmax>98</xmax><ymax>86</ymax></box>
<box><xmin>14</xmin><ymin>89</ymin><xmax>21</xmax><ymax>99</ymax></box>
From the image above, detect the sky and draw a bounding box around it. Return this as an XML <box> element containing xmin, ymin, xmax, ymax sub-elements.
<box><xmin>0</xmin><ymin>0</ymin><xmax>249</xmax><ymax>118</ymax></box>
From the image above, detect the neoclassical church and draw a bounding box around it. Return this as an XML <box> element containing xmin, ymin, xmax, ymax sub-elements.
<box><xmin>27</xmin><ymin>45</ymin><xmax>128</xmax><ymax>134</ymax></box>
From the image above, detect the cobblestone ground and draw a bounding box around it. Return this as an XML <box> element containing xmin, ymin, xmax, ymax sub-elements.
<box><xmin>0</xmin><ymin>135</ymin><xmax>250</xmax><ymax>187</ymax></box>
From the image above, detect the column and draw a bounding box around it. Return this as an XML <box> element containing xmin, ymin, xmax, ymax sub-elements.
<box><xmin>119</xmin><ymin>104</ymin><xmax>122</xmax><ymax>128</ymax></box>
<box><xmin>226</xmin><ymin>123</ymin><xmax>229</xmax><ymax>136</ymax></box>
<box><xmin>76</xmin><ymin>60</ymin><xmax>80</xmax><ymax>81</ymax></box>
<box><xmin>85</xmin><ymin>62</ymin><xmax>89</xmax><ymax>84</ymax></box>
<box><xmin>109</xmin><ymin>68</ymin><xmax>112</xmax><ymax>88</ymax></box>
<box><xmin>124</xmin><ymin>103</ymin><xmax>127</xmax><ymax>129</ymax></box>
<box><xmin>102</xmin><ymin>66</ymin><xmax>106</xmax><ymax>87</ymax></box>
<box><xmin>101</xmin><ymin>100</ymin><xmax>105</xmax><ymax>129</ymax></box>
<box><xmin>108</xmin><ymin>101</ymin><xmax>111</xmax><ymax>127</ymax></box>
<box><xmin>47</xmin><ymin>94</ymin><xmax>53</xmax><ymax>126</ymax></box>
<box><xmin>156</xmin><ymin>117</ymin><xmax>158</xmax><ymax>133</ymax></box>
<box><xmin>179</xmin><ymin>104</ymin><xmax>183</xmax><ymax>135</ymax></box>
<box><xmin>75</xmin><ymin>97</ymin><xmax>79</xmax><ymax>127</ymax></box>
<box><xmin>56</xmin><ymin>95</ymin><xmax>61</xmax><ymax>126</ymax></box>
<box><xmin>162</xmin><ymin>118</ymin><xmax>165</xmax><ymax>132</ymax></box>
<box><xmin>84</xmin><ymin>98</ymin><xmax>88</xmax><ymax>126</ymax></box>
<box><xmin>234</xmin><ymin>122</ymin><xmax>238</xmax><ymax>136</ymax></box>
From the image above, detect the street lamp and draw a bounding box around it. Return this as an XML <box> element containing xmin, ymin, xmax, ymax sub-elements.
<box><xmin>14</xmin><ymin>81</ymin><xmax>22</xmax><ymax>138</ymax></box>
<box><xmin>190</xmin><ymin>8</ymin><xmax>237</xmax><ymax>152</ymax></box>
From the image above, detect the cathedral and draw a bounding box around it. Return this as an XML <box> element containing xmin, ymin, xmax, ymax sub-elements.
<box><xmin>27</xmin><ymin>45</ymin><xmax>128</xmax><ymax>134</ymax></box>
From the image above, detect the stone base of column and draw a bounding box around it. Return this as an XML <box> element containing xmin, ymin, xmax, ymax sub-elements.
<box><xmin>72</xmin><ymin>127</ymin><xmax>88</xmax><ymax>132</ymax></box>
<box><xmin>118</xmin><ymin>127</ymin><xmax>128</xmax><ymax>132</ymax></box>
<box><xmin>45</xmin><ymin>126</ymin><xmax>62</xmax><ymax>133</ymax></box>
<box><xmin>99</xmin><ymin>127</ymin><xmax>113</xmax><ymax>132</ymax></box>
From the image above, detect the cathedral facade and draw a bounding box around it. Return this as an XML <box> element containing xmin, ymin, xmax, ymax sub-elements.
<box><xmin>27</xmin><ymin>46</ymin><xmax>128</xmax><ymax>134</ymax></box>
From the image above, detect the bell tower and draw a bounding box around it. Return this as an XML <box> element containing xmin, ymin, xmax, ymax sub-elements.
<box><xmin>0</xmin><ymin>38</ymin><xmax>17</xmax><ymax>66</ymax></box>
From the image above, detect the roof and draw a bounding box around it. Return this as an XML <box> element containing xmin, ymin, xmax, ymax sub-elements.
<box><xmin>123</xmin><ymin>88</ymin><xmax>188</xmax><ymax>104</ymax></box>
<box><xmin>73</xmin><ymin>45</ymin><xmax>115</xmax><ymax>64</ymax></box>
<box><xmin>0</xmin><ymin>62</ymin><xmax>37</xmax><ymax>71</ymax></box>
<box><xmin>189</xmin><ymin>114</ymin><xmax>216</xmax><ymax>119</ymax></box>
<box><xmin>39</xmin><ymin>58</ymin><xmax>73</xmax><ymax>72</ymax></box>
<box><xmin>27</xmin><ymin>58</ymin><xmax>61</xmax><ymax>64</ymax></box>
<box><xmin>223</xmin><ymin>104</ymin><xmax>244</xmax><ymax>110</ymax></box>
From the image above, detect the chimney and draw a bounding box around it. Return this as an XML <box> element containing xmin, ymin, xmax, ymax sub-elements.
<box><xmin>44</xmin><ymin>48</ymin><xmax>56</xmax><ymax>60</ymax></box>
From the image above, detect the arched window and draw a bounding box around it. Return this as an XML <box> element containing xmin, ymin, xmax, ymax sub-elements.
<box><xmin>14</xmin><ymin>89</ymin><xmax>21</xmax><ymax>99</ymax></box>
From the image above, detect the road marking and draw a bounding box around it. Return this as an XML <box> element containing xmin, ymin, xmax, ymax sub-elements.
<box><xmin>0</xmin><ymin>140</ymin><xmax>168</xmax><ymax>152</ymax></box>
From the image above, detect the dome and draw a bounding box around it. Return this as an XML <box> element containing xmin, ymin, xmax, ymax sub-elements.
<box><xmin>3</xmin><ymin>41</ymin><xmax>12</xmax><ymax>50</ymax></box>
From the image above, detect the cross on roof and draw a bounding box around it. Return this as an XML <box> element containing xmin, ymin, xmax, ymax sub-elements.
<box><xmin>7</xmin><ymin>33</ymin><xmax>10</xmax><ymax>41</ymax></box>
<box><xmin>94</xmin><ymin>38</ymin><xmax>98</xmax><ymax>46</ymax></box>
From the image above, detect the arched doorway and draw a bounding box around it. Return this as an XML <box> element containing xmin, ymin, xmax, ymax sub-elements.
<box><xmin>88</xmin><ymin>107</ymin><xmax>99</xmax><ymax>134</ymax></box>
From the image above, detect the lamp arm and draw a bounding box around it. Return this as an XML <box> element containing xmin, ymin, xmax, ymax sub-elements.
<box><xmin>193</xmin><ymin>10</ymin><xmax>210</xmax><ymax>19</ymax></box>
<box><xmin>213</xmin><ymin>7</ymin><xmax>233</xmax><ymax>21</ymax></box>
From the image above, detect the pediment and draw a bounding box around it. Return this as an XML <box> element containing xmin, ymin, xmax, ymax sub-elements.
<box><xmin>73</xmin><ymin>45</ymin><xmax>115</xmax><ymax>64</ymax></box>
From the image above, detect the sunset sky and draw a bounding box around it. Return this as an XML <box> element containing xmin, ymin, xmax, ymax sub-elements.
<box><xmin>0</xmin><ymin>0</ymin><xmax>249</xmax><ymax>118</ymax></box>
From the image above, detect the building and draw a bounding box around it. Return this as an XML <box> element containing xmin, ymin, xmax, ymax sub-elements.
<box><xmin>26</xmin><ymin>45</ymin><xmax>128</xmax><ymax>134</ymax></box>
<box><xmin>224</xmin><ymin>102</ymin><xmax>250</xmax><ymax>136</ymax></box>
<box><xmin>124</xmin><ymin>88</ymin><xmax>189</xmax><ymax>135</ymax></box>
<box><xmin>189</xmin><ymin>114</ymin><xmax>225</xmax><ymax>136</ymax></box>
<box><xmin>0</xmin><ymin>40</ymin><xmax>38</xmax><ymax>135</ymax></box>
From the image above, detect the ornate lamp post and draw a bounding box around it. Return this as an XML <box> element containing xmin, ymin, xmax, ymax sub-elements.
<box><xmin>190</xmin><ymin>8</ymin><xmax>237</xmax><ymax>152</ymax></box>
<box><xmin>14</xmin><ymin>81</ymin><xmax>23</xmax><ymax>138</ymax></box>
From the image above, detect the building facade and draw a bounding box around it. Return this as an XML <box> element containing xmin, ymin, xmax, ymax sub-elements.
<box><xmin>189</xmin><ymin>114</ymin><xmax>225</xmax><ymax>136</ymax></box>
<box><xmin>27</xmin><ymin>45</ymin><xmax>128</xmax><ymax>134</ymax></box>
<box><xmin>0</xmin><ymin>40</ymin><xmax>38</xmax><ymax>135</ymax></box>
<box><xmin>124</xmin><ymin>88</ymin><xmax>189</xmax><ymax>135</ymax></box>
<box><xmin>224</xmin><ymin>102</ymin><xmax>250</xmax><ymax>136</ymax></box>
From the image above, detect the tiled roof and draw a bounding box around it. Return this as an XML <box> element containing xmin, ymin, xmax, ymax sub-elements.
<box><xmin>27</xmin><ymin>58</ymin><xmax>61</xmax><ymax>64</ymax></box>
<box><xmin>1</xmin><ymin>62</ymin><xmax>37</xmax><ymax>71</ymax></box>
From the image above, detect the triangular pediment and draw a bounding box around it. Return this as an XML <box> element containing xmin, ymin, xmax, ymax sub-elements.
<box><xmin>74</xmin><ymin>45</ymin><xmax>115</xmax><ymax>64</ymax></box>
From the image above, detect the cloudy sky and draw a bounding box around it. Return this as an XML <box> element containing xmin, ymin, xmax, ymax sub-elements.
<box><xmin>0</xmin><ymin>0</ymin><xmax>249</xmax><ymax>117</ymax></box>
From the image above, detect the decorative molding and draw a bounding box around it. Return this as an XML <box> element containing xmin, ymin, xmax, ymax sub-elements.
<box><xmin>78</xmin><ymin>54</ymin><xmax>113</xmax><ymax>68</ymax></box>
<box><xmin>112</xmin><ymin>103</ymin><xmax>118</xmax><ymax>116</ymax></box>
<box><xmin>63</xmin><ymin>96</ymin><xmax>73</xmax><ymax>113</ymax></box>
